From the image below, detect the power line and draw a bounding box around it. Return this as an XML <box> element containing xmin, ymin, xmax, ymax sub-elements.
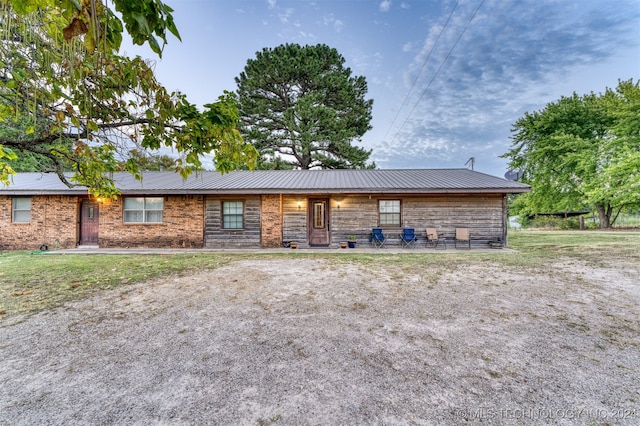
<box><xmin>389</xmin><ymin>0</ymin><xmax>486</xmax><ymax>146</ymax></box>
<box><xmin>382</xmin><ymin>0</ymin><xmax>461</xmax><ymax>143</ymax></box>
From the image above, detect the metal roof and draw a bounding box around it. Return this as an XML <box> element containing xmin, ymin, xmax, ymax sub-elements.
<box><xmin>1</xmin><ymin>169</ymin><xmax>530</xmax><ymax>195</ymax></box>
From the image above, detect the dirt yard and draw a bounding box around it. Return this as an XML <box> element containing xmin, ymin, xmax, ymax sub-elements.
<box><xmin>1</xmin><ymin>256</ymin><xmax>639</xmax><ymax>425</ymax></box>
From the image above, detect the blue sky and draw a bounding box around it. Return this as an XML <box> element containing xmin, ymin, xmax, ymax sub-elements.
<box><xmin>123</xmin><ymin>0</ymin><xmax>639</xmax><ymax>178</ymax></box>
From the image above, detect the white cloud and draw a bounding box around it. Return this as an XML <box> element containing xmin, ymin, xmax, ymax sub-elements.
<box><xmin>267</xmin><ymin>0</ymin><xmax>276</xmax><ymax>10</ymax></box>
<box><xmin>402</xmin><ymin>42</ymin><xmax>413</xmax><ymax>52</ymax></box>
<box><xmin>278</xmin><ymin>8</ymin><xmax>294</xmax><ymax>24</ymax></box>
<box><xmin>376</xmin><ymin>0</ymin><xmax>640</xmax><ymax>174</ymax></box>
<box><xmin>299</xmin><ymin>31</ymin><xmax>316</xmax><ymax>40</ymax></box>
<box><xmin>400</xmin><ymin>2</ymin><xmax>410</xmax><ymax>9</ymax></box>
<box><xmin>379</xmin><ymin>1</ymin><xmax>391</xmax><ymax>12</ymax></box>
<box><xmin>348</xmin><ymin>50</ymin><xmax>384</xmax><ymax>77</ymax></box>
<box><xmin>322</xmin><ymin>14</ymin><xmax>345</xmax><ymax>33</ymax></box>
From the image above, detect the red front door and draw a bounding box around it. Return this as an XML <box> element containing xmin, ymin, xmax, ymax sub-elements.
<box><xmin>308</xmin><ymin>198</ymin><xmax>329</xmax><ymax>246</ymax></box>
<box><xmin>80</xmin><ymin>199</ymin><xmax>99</xmax><ymax>245</ymax></box>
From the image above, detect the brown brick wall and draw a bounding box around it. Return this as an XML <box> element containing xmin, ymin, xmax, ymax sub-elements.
<box><xmin>260</xmin><ymin>194</ymin><xmax>282</xmax><ymax>248</ymax></box>
<box><xmin>99</xmin><ymin>195</ymin><xmax>204</xmax><ymax>248</ymax></box>
<box><xmin>0</xmin><ymin>195</ymin><xmax>79</xmax><ymax>250</ymax></box>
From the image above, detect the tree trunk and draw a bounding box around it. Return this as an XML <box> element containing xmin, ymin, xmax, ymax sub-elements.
<box><xmin>300</xmin><ymin>149</ymin><xmax>312</xmax><ymax>169</ymax></box>
<box><xmin>596</xmin><ymin>204</ymin><xmax>611</xmax><ymax>228</ymax></box>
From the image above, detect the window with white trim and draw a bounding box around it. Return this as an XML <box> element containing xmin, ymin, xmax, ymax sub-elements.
<box><xmin>379</xmin><ymin>200</ymin><xmax>401</xmax><ymax>226</ymax></box>
<box><xmin>123</xmin><ymin>197</ymin><xmax>163</xmax><ymax>223</ymax></box>
<box><xmin>222</xmin><ymin>201</ymin><xmax>244</xmax><ymax>229</ymax></box>
<box><xmin>12</xmin><ymin>197</ymin><xmax>31</xmax><ymax>223</ymax></box>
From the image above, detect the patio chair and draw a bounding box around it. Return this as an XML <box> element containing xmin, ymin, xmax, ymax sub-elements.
<box><xmin>455</xmin><ymin>227</ymin><xmax>471</xmax><ymax>249</ymax></box>
<box><xmin>400</xmin><ymin>228</ymin><xmax>418</xmax><ymax>249</ymax></box>
<box><xmin>371</xmin><ymin>228</ymin><xmax>387</xmax><ymax>248</ymax></box>
<box><xmin>426</xmin><ymin>227</ymin><xmax>446</xmax><ymax>249</ymax></box>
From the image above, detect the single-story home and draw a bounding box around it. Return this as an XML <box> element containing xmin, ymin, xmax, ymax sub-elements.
<box><xmin>0</xmin><ymin>169</ymin><xmax>529</xmax><ymax>250</ymax></box>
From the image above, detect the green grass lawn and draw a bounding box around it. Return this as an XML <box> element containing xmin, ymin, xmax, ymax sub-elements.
<box><xmin>1</xmin><ymin>230</ymin><xmax>638</xmax><ymax>319</ymax></box>
<box><xmin>0</xmin><ymin>253</ymin><xmax>241</xmax><ymax>318</ymax></box>
<box><xmin>508</xmin><ymin>229</ymin><xmax>640</xmax><ymax>264</ymax></box>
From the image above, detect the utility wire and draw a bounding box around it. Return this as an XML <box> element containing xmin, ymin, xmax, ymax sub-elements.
<box><xmin>389</xmin><ymin>0</ymin><xmax>485</xmax><ymax>146</ymax></box>
<box><xmin>382</xmin><ymin>0</ymin><xmax>461</xmax><ymax>143</ymax></box>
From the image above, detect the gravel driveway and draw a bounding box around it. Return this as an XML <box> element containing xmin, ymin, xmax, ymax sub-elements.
<box><xmin>1</xmin><ymin>257</ymin><xmax>639</xmax><ymax>425</ymax></box>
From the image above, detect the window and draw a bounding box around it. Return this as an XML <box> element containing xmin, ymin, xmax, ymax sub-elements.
<box><xmin>379</xmin><ymin>200</ymin><xmax>400</xmax><ymax>226</ymax></box>
<box><xmin>222</xmin><ymin>201</ymin><xmax>243</xmax><ymax>229</ymax></box>
<box><xmin>123</xmin><ymin>197</ymin><xmax>163</xmax><ymax>223</ymax></box>
<box><xmin>12</xmin><ymin>197</ymin><xmax>31</xmax><ymax>223</ymax></box>
<box><xmin>313</xmin><ymin>201</ymin><xmax>325</xmax><ymax>229</ymax></box>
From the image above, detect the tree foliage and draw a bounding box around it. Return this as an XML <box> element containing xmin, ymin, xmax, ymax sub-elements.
<box><xmin>502</xmin><ymin>79</ymin><xmax>640</xmax><ymax>228</ymax></box>
<box><xmin>236</xmin><ymin>43</ymin><xmax>374</xmax><ymax>170</ymax></box>
<box><xmin>119</xmin><ymin>149</ymin><xmax>176</xmax><ymax>171</ymax></box>
<box><xmin>1</xmin><ymin>0</ymin><xmax>256</xmax><ymax>197</ymax></box>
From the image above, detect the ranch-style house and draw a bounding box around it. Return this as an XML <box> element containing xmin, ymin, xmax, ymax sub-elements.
<box><xmin>0</xmin><ymin>169</ymin><xmax>530</xmax><ymax>250</ymax></box>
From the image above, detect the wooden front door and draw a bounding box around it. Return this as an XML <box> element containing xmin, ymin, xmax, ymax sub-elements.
<box><xmin>308</xmin><ymin>198</ymin><xmax>329</xmax><ymax>246</ymax></box>
<box><xmin>80</xmin><ymin>199</ymin><xmax>99</xmax><ymax>245</ymax></box>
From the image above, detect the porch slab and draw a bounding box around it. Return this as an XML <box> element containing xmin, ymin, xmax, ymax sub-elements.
<box><xmin>43</xmin><ymin>246</ymin><xmax>517</xmax><ymax>255</ymax></box>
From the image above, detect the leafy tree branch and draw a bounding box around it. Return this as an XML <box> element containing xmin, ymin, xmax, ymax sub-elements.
<box><xmin>1</xmin><ymin>0</ymin><xmax>256</xmax><ymax>197</ymax></box>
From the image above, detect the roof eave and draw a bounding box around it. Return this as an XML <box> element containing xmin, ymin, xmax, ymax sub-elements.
<box><xmin>2</xmin><ymin>188</ymin><xmax>530</xmax><ymax>196</ymax></box>
<box><xmin>117</xmin><ymin>187</ymin><xmax>531</xmax><ymax>195</ymax></box>
<box><xmin>0</xmin><ymin>190</ymin><xmax>88</xmax><ymax>196</ymax></box>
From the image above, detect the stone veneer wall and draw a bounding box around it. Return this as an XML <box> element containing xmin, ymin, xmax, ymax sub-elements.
<box><xmin>260</xmin><ymin>194</ymin><xmax>282</xmax><ymax>248</ymax></box>
<box><xmin>98</xmin><ymin>195</ymin><xmax>204</xmax><ymax>248</ymax></box>
<box><xmin>0</xmin><ymin>195</ymin><xmax>79</xmax><ymax>250</ymax></box>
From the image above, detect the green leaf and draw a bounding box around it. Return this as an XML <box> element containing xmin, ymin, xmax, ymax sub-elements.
<box><xmin>131</xmin><ymin>11</ymin><xmax>151</xmax><ymax>35</ymax></box>
<box><xmin>69</xmin><ymin>0</ymin><xmax>82</xmax><ymax>11</ymax></box>
<box><xmin>165</xmin><ymin>15</ymin><xmax>181</xmax><ymax>41</ymax></box>
<box><xmin>147</xmin><ymin>36</ymin><xmax>162</xmax><ymax>57</ymax></box>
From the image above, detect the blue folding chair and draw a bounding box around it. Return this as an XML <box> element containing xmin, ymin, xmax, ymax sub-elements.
<box><xmin>400</xmin><ymin>228</ymin><xmax>418</xmax><ymax>249</ymax></box>
<box><xmin>371</xmin><ymin>228</ymin><xmax>387</xmax><ymax>248</ymax></box>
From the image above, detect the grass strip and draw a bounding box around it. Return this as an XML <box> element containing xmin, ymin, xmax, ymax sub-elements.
<box><xmin>1</xmin><ymin>230</ymin><xmax>638</xmax><ymax>319</ymax></box>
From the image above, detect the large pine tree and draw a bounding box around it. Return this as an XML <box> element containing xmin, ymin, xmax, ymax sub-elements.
<box><xmin>236</xmin><ymin>43</ymin><xmax>375</xmax><ymax>170</ymax></box>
